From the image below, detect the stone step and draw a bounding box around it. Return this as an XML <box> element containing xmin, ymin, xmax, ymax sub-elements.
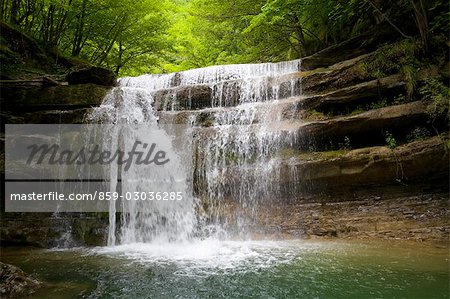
<box><xmin>211</xmin><ymin>136</ymin><xmax>448</xmax><ymax>198</ymax></box>
<box><xmin>158</xmin><ymin>73</ymin><xmax>407</xmax><ymax>126</ymax></box>
<box><xmin>151</xmin><ymin>73</ymin><xmax>302</xmax><ymax>111</ymax></box>
<box><xmin>281</xmin><ymin>136</ymin><xmax>449</xmax><ymax>191</ymax></box>
<box><xmin>299</xmin><ymin>101</ymin><xmax>428</xmax><ymax>148</ymax></box>
<box><xmin>1</xmin><ymin>108</ymin><xmax>91</xmax><ymax>124</ymax></box>
<box><xmin>302</xmin><ymin>74</ymin><xmax>405</xmax><ymax>111</ymax></box>
<box><xmin>151</xmin><ymin>46</ymin><xmax>409</xmax><ymax>112</ymax></box>
<box><xmin>192</xmin><ymin>101</ymin><xmax>429</xmax><ymax>151</ymax></box>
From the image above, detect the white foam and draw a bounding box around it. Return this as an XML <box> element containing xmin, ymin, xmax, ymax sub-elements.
<box><xmin>91</xmin><ymin>240</ymin><xmax>332</xmax><ymax>274</ymax></box>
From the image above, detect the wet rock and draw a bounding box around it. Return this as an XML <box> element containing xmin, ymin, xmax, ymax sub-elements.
<box><xmin>210</xmin><ymin>136</ymin><xmax>448</xmax><ymax>199</ymax></box>
<box><xmin>152</xmin><ymin>76</ymin><xmax>301</xmax><ymax>111</ymax></box>
<box><xmin>2</xmin><ymin>108</ymin><xmax>91</xmax><ymax>124</ymax></box>
<box><xmin>302</xmin><ymin>74</ymin><xmax>406</xmax><ymax>111</ymax></box>
<box><xmin>0</xmin><ymin>262</ymin><xmax>40</xmax><ymax>298</ymax></box>
<box><xmin>153</xmin><ymin>84</ymin><xmax>212</xmax><ymax>110</ymax></box>
<box><xmin>66</xmin><ymin>67</ymin><xmax>117</xmax><ymax>87</ymax></box>
<box><xmin>0</xmin><ymin>213</ymin><xmax>108</xmax><ymax>247</ymax></box>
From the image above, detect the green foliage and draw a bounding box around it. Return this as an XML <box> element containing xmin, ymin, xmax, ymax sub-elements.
<box><xmin>385</xmin><ymin>131</ymin><xmax>397</xmax><ymax>149</ymax></box>
<box><xmin>1</xmin><ymin>0</ymin><xmax>448</xmax><ymax>75</ymax></box>
<box><xmin>348</xmin><ymin>98</ymin><xmax>391</xmax><ymax>117</ymax></box>
<box><xmin>420</xmin><ymin>78</ymin><xmax>450</xmax><ymax>120</ymax></box>
<box><xmin>393</xmin><ymin>94</ymin><xmax>407</xmax><ymax>105</ymax></box>
<box><xmin>358</xmin><ymin>39</ymin><xmax>422</xmax><ymax>100</ymax></box>
<box><xmin>305</xmin><ymin>109</ymin><xmax>328</xmax><ymax>121</ymax></box>
<box><xmin>359</xmin><ymin>39</ymin><xmax>420</xmax><ymax>79</ymax></box>
<box><xmin>1</xmin><ymin>0</ymin><xmax>170</xmax><ymax>75</ymax></box>
<box><xmin>429</xmin><ymin>1</ymin><xmax>450</xmax><ymax>35</ymax></box>
<box><xmin>406</xmin><ymin>127</ymin><xmax>431</xmax><ymax>142</ymax></box>
<box><xmin>341</xmin><ymin>136</ymin><xmax>351</xmax><ymax>150</ymax></box>
<box><xmin>370</xmin><ymin>99</ymin><xmax>388</xmax><ymax>110</ymax></box>
<box><xmin>158</xmin><ymin>0</ymin><xmax>376</xmax><ymax>71</ymax></box>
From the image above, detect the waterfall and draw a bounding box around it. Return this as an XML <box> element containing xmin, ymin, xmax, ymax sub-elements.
<box><xmin>88</xmin><ymin>88</ymin><xmax>197</xmax><ymax>245</ymax></box>
<box><xmin>90</xmin><ymin>59</ymin><xmax>303</xmax><ymax>244</ymax></box>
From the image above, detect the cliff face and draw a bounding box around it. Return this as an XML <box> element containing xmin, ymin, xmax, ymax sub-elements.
<box><xmin>0</xmin><ymin>22</ymin><xmax>115</xmax><ymax>247</ymax></box>
<box><xmin>0</xmin><ymin>23</ymin><xmax>448</xmax><ymax>246</ymax></box>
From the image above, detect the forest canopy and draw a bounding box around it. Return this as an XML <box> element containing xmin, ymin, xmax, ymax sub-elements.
<box><xmin>1</xmin><ymin>0</ymin><xmax>448</xmax><ymax>76</ymax></box>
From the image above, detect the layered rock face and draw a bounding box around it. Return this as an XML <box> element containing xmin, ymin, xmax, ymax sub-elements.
<box><xmin>144</xmin><ymin>34</ymin><xmax>448</xmax><ymax>242</ymax></box>
<box><xmin>0</xmin><ymin>23</ymin><xmax>114</xmax><ymax>247</ymax></box>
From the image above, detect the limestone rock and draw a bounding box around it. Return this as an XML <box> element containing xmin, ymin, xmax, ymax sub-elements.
<box><xmin>285</xmin><ymin>136</ymin><xmax>449</xmax><ymax>190</ymax></box>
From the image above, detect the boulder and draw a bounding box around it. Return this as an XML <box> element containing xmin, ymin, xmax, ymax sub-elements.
<box><xmin>0</xmin><ymin>262</ymin><xmax>40</xmax><ymax>298</ymax></box>
<box><xmin>66</xmin><ymin>67</ymin><xmax>117</xmax><ymax>86</ymax></box>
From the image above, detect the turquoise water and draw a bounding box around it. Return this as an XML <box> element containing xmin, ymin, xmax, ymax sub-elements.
<box><xmin>1</xmin><ymin>240</ymin><xmax>448</xmax><ymax>298</ymax></box>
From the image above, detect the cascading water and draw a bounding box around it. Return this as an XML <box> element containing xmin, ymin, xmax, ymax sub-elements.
<box><xmin>89</xmin><ymin>59</ymin><xmax>303</xmax><ymax>244</ymax></box>
<box><xmin>88</xmin><ymin>88</ymin><xmax>197</xmax><ymax>245</ymax></box>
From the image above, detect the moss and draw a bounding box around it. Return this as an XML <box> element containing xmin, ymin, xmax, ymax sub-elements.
<box><xmin>279</xmin><ymin>148</ymin><xmax>349</xmax><ymax>160</ymax></box>
<box><xmin>350</xmin><ymin>108</ymin><xmax>365</xmax><ymax>115</ymax></box>
<box><xmin>420</xmin><ymin>77</ymin><xmax>450</xmax><ymax>121</ymax></box>
<box><xmin>358</xmin><ymin>39</ymin><xmax>420</xmax><ymax>79</ymax></box>
<box><xmin>357</xmin><ymin>39</ymin><xmax>421</xmax><ymax>99</ymax></box>
<box><xmin>304</xmin><ymin>109</ymin><xmax>328</xmax><ymax>121</ymax></box>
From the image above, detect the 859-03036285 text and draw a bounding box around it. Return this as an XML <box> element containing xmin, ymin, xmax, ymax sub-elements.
<box><xmin>9</xmin><ymin>191</ymin><xmax>184</xmax><ymax>201</ymax></box>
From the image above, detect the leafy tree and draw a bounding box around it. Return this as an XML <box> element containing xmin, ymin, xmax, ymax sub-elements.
<box><xmin>1</xmin><ymin>0</ymin><xmax>169</xmax><ymax>75</ymax></box>
<box><xmin>1</xmin><ymin>0</ymin><xmax>448</xmax><ymax>74</ymax></box>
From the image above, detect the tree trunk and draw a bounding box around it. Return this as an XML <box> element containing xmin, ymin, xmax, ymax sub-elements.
<box><xmin>291</xmin><ymin>15</ymin><xmax>306</xmax><ymax>57</ymax></box>
<box><xmin>409</xmin><ymin>0</ymin><xmax>429</xmax><ymax>54</ymax></box>
<box><xmin>115</xmin><ymin>42</ymin><xmax>124</xmax><ymax>75</ymax></box>
<box><xmin>10</xmin><ymin>0</ymin><xmax>20</xmax><ymax>25</ymax></box>
<box><xmin>72</xmin><ymin>0</ymin><xmax>87</xmax><ymax>56</ymax></box>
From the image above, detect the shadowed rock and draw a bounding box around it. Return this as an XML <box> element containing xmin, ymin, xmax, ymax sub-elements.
<box><xmin>301</xmin><ymin>23</ymin><xmax>398</xmax><ymax>70</ymax></box>
<box><xmin>66</xmin><ymin>67</ymin><xmax>117</xmax><ymax>87</ymax></box>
